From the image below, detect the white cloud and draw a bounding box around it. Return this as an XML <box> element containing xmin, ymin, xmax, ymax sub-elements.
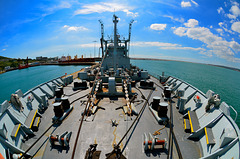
<box><xmin>210</xmin><ymin>25</ymin><xmax>213</xmax><ymax>28</ymax></box>
<box><xmin>63</xmin><ymin>25</ymin><xmax>88</xmax><ymax>32</ymax></box>
<box><xmin>184</xmin><ymin>19</ymin><xmax>199</xmax><ymax>27</ymax></box>
<box><xmin>199</xmin><ymin>50</ymin><xmax>213</xmax><ymax>57</ymax></box>
<box><xmin>218</xmin><ymin>22</ymin><xmax>234</xmax><ymax>34</ymax></box>
<box><xmin>231</xmin><ymin>21</ymin><xmax>240</xmax><ymax>33</ymax></box>
<box><xmin>224</xmin><ymin>27</ymin><xmax>234</xmax><ymax>34</ymax></box>
<box><xmin>150</xmin><ymin>24</ymin><xmax>167</xmax><ymax>31</ymax></box>
<box><xmin>224</xmin><ymin>2</ymin><xmax>227</xmax><ymax>7</ymax></box>
<box><xmin>216</xmin><ymin>28</ymin><xmax>223</xmax><ymax>33</ymax></box>
<box><xmin>186</xmin><ymin>27</ymin><xmax>222</xmax><ymax>44</ymax></box>
<box><xmin>173</xmin><ymin>27</ymin><xmax>188</xmax><ymax>36</ymax></box>
<box><xmin>231</xmin><ymin>1</ymin><xmax>239</xmax><ymax>6</ymax></box>
<box><xmin>191</xmin><ymin>0</ymin><xmax>199</xmax><ymax>7</ymax></box>
<box><xmin>218</xmin><ymin>22</ymin><xmax>224</xmax><ymax>27</ymax></box>
<box><xmin>74</xmin><ymin>2</ymin><xmax>138</xmax><ymax>18</ymax></box>
<box><xmin>172</xmin><ymin>21</ymin><xmax>240</xmax><ymax>62</ymax></box>
<box><xmin>79</xmin><ymin>43</ymin><xmax>100</xmax><ymax>47</ymax></box>
<box><xmin>163</xmin><ymin>15</ymin><xmax>184</xmax><ymax>23</ymax></box>
<box><xmin>181</xmin><ymin>1</ymin><xmax>191</xmax><ymax>7</ymax></box>
<box><xmin>131</xmin><ymin>41</ymin><xmax>178</xmax><ymax>47</ymax></box>
<box><xmin>217</xmin><ymin>7</ymin><xmax>224</xmax><ymax>14</ymax></box>
<box><xmin>227</xmin><ymin>13</ymin><xmax>236</xmax><ymax>19</ymax></box>
<box><xmin>160</xmin><ymin>46</ymin><xmax>204</xmax><ymax>51</ymax></box>
<box><xmin>30</xmin><ymin>43</ymin><xmax>101</xmax><ymax>56</ymax></box>
<box><xmin>226</xmin><ymin>5</ymin><xmax>240</xmax><ymax>19</ymax></box>
<box><xmin>216</xmin><ymin>28</ymin><xmax>223</xmax><ymax>35</ymax></box>
<box><xmin>2</xmin><ymin>49</ymin><xmax>6</xmax><ymax>51</ymax></box>
<box><xmin>45</xmin><ymin>1</ymin><xmax>72</xmax><ymax>12</ymax></box>
<box><xmin>230</xmin><ymin>5</ymin><xmax>240</xmax><ymax>17</ymax></box>
<box><xmin>131</xmin><ymin>41</ymin><xmax>205</xmax><ymax>51</ymax></box>
<box><xmin>42</xmin><ymin>1</ymin><xmax>72</xmax><ymax>17</ymax></box>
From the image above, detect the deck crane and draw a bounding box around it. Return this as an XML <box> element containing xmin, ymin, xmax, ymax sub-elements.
<box><xmin>126</xmin><ymin>19</ymin><xmax>134</xmax><ymax>57</ymax></box>
<box><xmin>99</xmin><ymin>20</ymin><xmax>105</xmax><ymax>58</ymax></box>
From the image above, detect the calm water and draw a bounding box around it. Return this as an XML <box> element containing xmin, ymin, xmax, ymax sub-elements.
<box><xmin>0</xmin><ymin>61</ymin><xmax>240</xmax><ymax>126</ymax></box>
<box><xmin>0</xmin><ymin>65</ymin><xmax>86</xmax><ymax>103</ymax></box>
<box><xmin>131</xmin><ymin>60</ymin><xmax>240</xmax><ymax>126</ymax></box>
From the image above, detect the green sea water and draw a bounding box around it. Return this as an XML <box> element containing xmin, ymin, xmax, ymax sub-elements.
<box><xmin>0</xmin><ymin>61</ymin><xmax>240</xmax><ymax>126</ymax></box>
<box><xmin>131</xmin><ymin>60</ymin><xmax>240</xmax><ymax>126</ymax></box>
<box><xmin>0</xmin><ymin>65</ymin><xmax>86</xmax><ymax>103</ymax></box>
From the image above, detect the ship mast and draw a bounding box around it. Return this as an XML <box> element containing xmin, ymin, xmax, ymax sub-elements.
<box><xmin>113</xmin><ymin>14</ymin><xmax>119</xmax><ymax>71</ymax></box>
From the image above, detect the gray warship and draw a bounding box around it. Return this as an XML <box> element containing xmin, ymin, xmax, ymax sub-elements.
<box><xmin>0</xmin><ymin>15</ymin><xmax>239</xmax><ymax>159</ymax></box>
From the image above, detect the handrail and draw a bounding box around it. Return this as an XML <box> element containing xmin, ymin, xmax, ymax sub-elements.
<box><xmin>229</xmin><ymin>105</ymin><xmax>238</xmax><ymax>122</ymax></box>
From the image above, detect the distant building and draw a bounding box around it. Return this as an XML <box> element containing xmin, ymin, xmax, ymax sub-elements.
<box><xmin>60</xmin><ymin>56</ymin><xmax>67</xmax><ymax>61</ymax></box>
<box><xmin>67</xmin><ymin>55</ymin><xmax>71</xmax><ymax>60</ymax></box>
<box><xmin>53</xmin><ymin>57</ymin><xmax>58</xmax><ymax>61</ymax></box>
<box><xmin>36</xmin><ymin>56</ymin><xmax>42</xmax><ymax>60</ymax></box>
<box><xmin>42</xmin><ymin>57</ymin><xmax>48</xmax><ymax>60</ymax></box>
<box><xmin>36</xmin><ymin>56</ymin><xmax>48</xmax><ymax>61</ymax></box>
<box><xmin>4</xmin><ymin>66</ymin><xmax>10</xmax><ymax>70</ymax></box>
<box><xmin>48</xmin><ymin>57</ymin><xmax>58</xmax><ymax>61</ymax></box>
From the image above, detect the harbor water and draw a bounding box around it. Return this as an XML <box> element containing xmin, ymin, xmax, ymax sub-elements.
<box><xmin>131</xmin><ymin>59</ymin><xmax>240</xmax><ymax>126</ymax></box>
<box><xmin>0</xmin><ymin>65</ymin><xmax>86</xmax><ymax>104</ymax></box>
<box><xmin>0</xmin><ymin>60</ymin><xmax>239</xmax><ymax>126</ymax></box>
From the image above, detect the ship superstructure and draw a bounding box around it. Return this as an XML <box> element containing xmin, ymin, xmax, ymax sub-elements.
<box><xmin>100</xmin><ymin>15</ymin><xmax>133</xmax><ymax>71</ymax></box>
<box><xmin>0</xmin><ymin>15</ymin><xmax>240</xmax><ymax>159</ymax></box>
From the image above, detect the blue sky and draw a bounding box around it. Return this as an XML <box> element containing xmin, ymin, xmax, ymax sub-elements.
<box><xmin>1</xmin><ymin>0</ymin><xmax>240</xmax><ymax>68</ymax></box>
